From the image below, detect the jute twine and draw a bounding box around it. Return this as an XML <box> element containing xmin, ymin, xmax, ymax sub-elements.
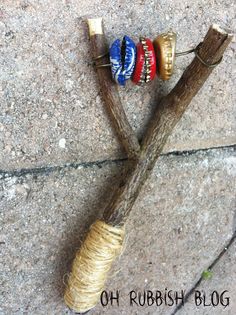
<box><xmin>64</xmin><ymin>220</ymin><xmax>125</xmax><ymax>313</ymax></box>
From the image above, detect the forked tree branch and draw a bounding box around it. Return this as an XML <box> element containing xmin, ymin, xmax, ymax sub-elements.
<box><xmin>88</xmin><ymin>20</ymin><xmax>233</xmax><ymax>226</ymax></box>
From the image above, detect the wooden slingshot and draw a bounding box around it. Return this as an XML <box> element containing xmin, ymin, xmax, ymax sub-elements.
<box><xmin>64</xmin><ymin>18</ymin><xmax>233</xmax><ymax>313</ymax></box>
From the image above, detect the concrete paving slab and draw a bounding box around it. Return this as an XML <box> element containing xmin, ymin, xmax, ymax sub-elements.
<box><xmin>0</xmin><ymin>1</ymin><xmax>235</xmax><ymax>170</ymax></box>
<box><xmin>176</xmin><ymin>238</ymin><xmax>236</xmax><ymax>315</ymax></box>
<box><xmin>0</xmin><ymin>147</ymin><xmax>235</xmax><ymax>314</ymax></box>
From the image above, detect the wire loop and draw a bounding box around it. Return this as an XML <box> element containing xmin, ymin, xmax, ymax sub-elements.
<box><xmin>95</xmin><ymin>63</ymin><xmax>112</xmax><ymax>68</ymax></box>
<box><xmin>194</xmin><ymin>43</ymin><xmax>223</xmax><ymax>68</ymax></box>
<box><xmin>93</xmin><ymin>42</ymin><xmax>223</xmax><ymax>69</ymax></box>
<box><xmin>175</xmin><ymin>48</ymin><xmax>195</xmax><ymax>56</ymax></box>
<box><xmin>176</xmin><ymin>42</ymin><xmax>223</xmax><ymax>68</ymax></box>
<box><xmin>93</xmin><ymin>52</ymin><xmax>109</xmax><ymax>61</ymax></box>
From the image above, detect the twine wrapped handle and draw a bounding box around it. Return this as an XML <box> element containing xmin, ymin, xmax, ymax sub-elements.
<box><xmin>64</xmin><ymin>221</ymin><xmax>125</xmax><ymax>313</ymax></box>
<box><xmin>64</xmin><ymin>19</ymin><xmax>233</xmax><ymax>313</ymax></box>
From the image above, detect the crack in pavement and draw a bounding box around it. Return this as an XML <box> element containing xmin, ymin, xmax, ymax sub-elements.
<box><xmin>170</xmin><ymin>231</ymin><xmax>236</xmax><ymax>315</ymax></box>
<box><xmin>0</xmin><ymin>158</ymin><xmax>127</xmax><ymax>180</ymax></box>
<box><xmin>165</xmin><ymin>144</ymin><xmax>235</xmax><ymax>157</ymax></box>
<box><xmin>0</xmin><ymin>144</ymin><xmax>235</xmax><ymax>180</ymax></box>
<box><xmin>0</xmin><ymin>144</ymin><xmax>235</xmax><ymax>312</ymax></box>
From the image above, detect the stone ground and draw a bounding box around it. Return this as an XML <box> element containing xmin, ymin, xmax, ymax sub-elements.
<box><xmin>0</xmin><ymin>0</ymin><xmax>235</xmax><ymax>314</ymax></box>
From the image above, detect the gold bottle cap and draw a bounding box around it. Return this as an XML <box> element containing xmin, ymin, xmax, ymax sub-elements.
<box><xmin>153</xmin><ymin>31</ymin><xmax>176</xmax><ymax>80</ymax></box>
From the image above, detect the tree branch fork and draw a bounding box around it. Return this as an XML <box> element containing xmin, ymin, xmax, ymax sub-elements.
<box><xmin>88</xmin><ymin>19</ymin><xmax>233</xmax><ymax>226</ymax></box>
<box><xmin>63</xmin><ymin>20</ymin><xmax>233</xmax><ymax>315</ymax></box>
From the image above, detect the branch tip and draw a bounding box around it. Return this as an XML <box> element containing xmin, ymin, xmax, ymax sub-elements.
<box><xmin>87</xmin><ymin>18</ymin><xmax>103</xmax><ymax>37</ymax></box>
<box><xmin>211</xmin><ymin>23</ymin><xmax>234</xmax><ymax>37</ymax></box>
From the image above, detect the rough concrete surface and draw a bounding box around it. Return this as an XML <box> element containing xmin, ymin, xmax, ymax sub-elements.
<box><xmin>0</xmin><ymin>147</ymin><xmax>235</xmax><ymax>314</ymax></box>
<box><xmin>177</xmin><ymin>238</ymin><xmax>236</xmax><ymax>315</ymax></box>
<box><xmin>0</xmin><ymin>0</ymin><xmax>235</xmax><ymax>170</ymax></box>
<box><xmin>0</xmin><ymin>1</ymin><xmax>235</xmax><ymax>315</ymax></box>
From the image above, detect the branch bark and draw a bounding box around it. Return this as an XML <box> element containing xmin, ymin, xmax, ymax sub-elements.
<box><xmin>88</xmin><ymin>19</ymin><xmax>140</xmax><ymax>159</ymax></box>
<box><xmin>88</xmin><ymin>20</ymin><xmax>233</xmax><ymax>226</ymax></box>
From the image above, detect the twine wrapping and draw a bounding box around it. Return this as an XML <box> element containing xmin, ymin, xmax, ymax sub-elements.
<box><xmin>64</xmin><ymin>220</ymin><xmax>125</xmax><ymax>313</ymax></box>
